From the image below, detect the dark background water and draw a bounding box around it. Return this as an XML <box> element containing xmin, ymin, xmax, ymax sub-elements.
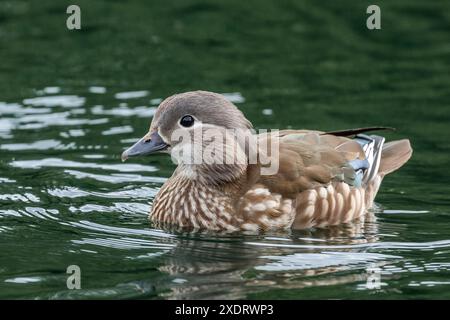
<box><xmin>0</xmin><ymin>0</ymin><xmax>449</xmax><ymax>299</ymax></box>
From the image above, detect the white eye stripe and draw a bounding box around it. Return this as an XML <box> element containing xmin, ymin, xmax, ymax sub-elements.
<box><xmin>190</xmin><ymin>120</ymin><xmax>204</xmax><ymax>129</ymax></box>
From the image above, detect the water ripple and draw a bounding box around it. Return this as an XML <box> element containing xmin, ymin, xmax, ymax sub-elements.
<box><xmin>88</xmin><ymin>86</ymin><xmax>106</xmax><ymax>94</ymax></box>
<box><xmin>23</xmin><ymin>95</ymin><xmax>86</xmax><ymax>108</ymax></box>
<box><xmin>66</xmin><ymin>220</ymin><xmax>174</xmax><ymax>238</ymax></box>
<box><xmin>1</xmin><ymin>139</ymin><xmax>62</xmax><ymax>151</ymax></box>
<box><xmin>72</xmin><ymin>236</ymin><xmax>173</xmax><ymax>250</ymax></box>
<box><xmin>48</xmin><ymin>186</ymin><xmax>157</xmax><ymax>199</ymax></box>
<box><xmin>102</xmin><ymin>125</ymin><xmax>134</xmax><ymax>136</ymax></box>
<box><xmin>10</xmin><ymin>158</ymin><xmax>157</xmax><ymax>173</ymax></box>
<box><xmin>256</xmin><ymin>252</ymin><xmax>401</xmax><ymax>271</ymax></box>
<box><xmin>5</xmin><ymin>277</ymin><xmax>43</xmax><ymax>284</ymax></box>
<box><xmin>114</xmin><ymin>91</ymin><xmax>149</xmax><ymax>100</ymax></box>
<box><xmin>0</xmin><ymin>193</ymin><xmax>40</xmax><ymax>203</ymax></box>
<box><xmin>0</xmin><ymin>207</ymin><xmax>59</xmax><ymax>220</ymax></box>
<box><xmin>92</xmin><ymin>105</ymin><xmax>156</xmax><ymax>118</ymax></box>
<box><xmin>0</xmin><ymin>102</ymin><xmax>51</xmax><ymax>115</ymax></box>
<box><xmin>64</xmin><ymin>170</ymin><xmax>166</xmax><ymax>184</ymax></box>
<box><xmin>68</xmin><ymin>202</ymin><xmax>150</xmax><ymax>214</ymax></box>
<box><xmin>247</xmin><ymin>239</ymin><xmax>450</xmax><ymax>250</ymax></box>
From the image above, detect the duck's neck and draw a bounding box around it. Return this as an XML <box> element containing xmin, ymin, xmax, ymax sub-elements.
<box><xmin>150</xmin><ymin>163</ymin><xmax>247</xmax><ymax>230</ymax></box>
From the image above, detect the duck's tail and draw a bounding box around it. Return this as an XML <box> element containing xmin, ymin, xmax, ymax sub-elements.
<box><xmin>329</xmin><ymin>127</ymin><xmax>412</xmax><ymax>183</ymax></box>
<box><xmin>353</xmin><ymin>134</ymin><xmax>412</xmax><ymax>181</ymax></box>
<box><xmin>355</xmin><ymin>135</ymin><xmax>412</xmax><ymax>208</ymax></box>
<box><xmin>378</xmin><ymin>139</ymin><xmax>413</xmax><ymax>177</ymax></box>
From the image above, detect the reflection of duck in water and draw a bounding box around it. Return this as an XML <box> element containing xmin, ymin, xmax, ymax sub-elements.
<box><xmin>156</xmin><ymin>221</ymin><xmax>389</xmax><ymax>299</ymax></box>
<box><xmin>122</xmin><ymin>91</ymin><xmax>412</xmax><ymax>231</ymax></box>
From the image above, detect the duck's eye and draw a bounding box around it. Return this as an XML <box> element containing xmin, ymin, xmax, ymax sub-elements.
<box><xmin>180</xmin><ymin>115</ymin><xmax>194</xmax><ymax>127</ymax></box>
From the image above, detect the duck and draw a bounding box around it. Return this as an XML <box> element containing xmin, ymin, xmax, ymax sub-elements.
<box><xmin>121</xmin><ymin>90</ymin><xmax>412</xmax><ymax>232</ymax></box>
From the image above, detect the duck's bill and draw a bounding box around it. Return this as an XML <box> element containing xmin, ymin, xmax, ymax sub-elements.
<box><xmin>121</xmin><ymin>131</ymin><xmax>169</xmax><ymax>162</ymax></box>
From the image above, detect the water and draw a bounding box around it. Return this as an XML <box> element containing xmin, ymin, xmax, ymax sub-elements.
<box><xmin>1</xmin><ymin>0</ymin><xmax>450</xmax><ymax>299</ymax></box>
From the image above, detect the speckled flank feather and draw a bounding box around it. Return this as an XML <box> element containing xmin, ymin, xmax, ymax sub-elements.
<box><xmin>237</xmin><ymin>185</ymin><xmax>295</xmax><ymax>231</ymax></box>
<box><xmin>292</xmin><ymin>180</ymin><xmax>379</xmax><ymax>229</ymax></box>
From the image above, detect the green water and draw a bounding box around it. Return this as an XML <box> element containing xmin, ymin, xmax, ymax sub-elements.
<box><xmin>1</xmin><ymin>0</ymin><xmax>450</xmax><ymax>299</ymax></box>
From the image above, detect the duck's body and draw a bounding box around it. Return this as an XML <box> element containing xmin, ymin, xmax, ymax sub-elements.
<box><xmin>122</xmin><ymin>91</ymin><xmax>412</xmax><ymax>232</ymax></box>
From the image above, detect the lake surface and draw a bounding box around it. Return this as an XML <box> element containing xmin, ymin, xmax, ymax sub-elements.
<box><xmin>1</xmin><ymin>0</ymin><xmax>449</xmax><ymax>299</ymax></box>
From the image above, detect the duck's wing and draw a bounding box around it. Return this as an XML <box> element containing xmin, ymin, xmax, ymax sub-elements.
<box><xmin>255</xmin><ymin>130</ymin><xmax>372</xmax><ymax>196</ymax></box>
<box><xmin>322</xmin><ymin>126</ymin><xmax>395</xmax><ymax>137</ymax></box>
<box><xmin>237</xmin><ymin>130</ymin><xmax>375</xmax><ymax>230</ymax></box>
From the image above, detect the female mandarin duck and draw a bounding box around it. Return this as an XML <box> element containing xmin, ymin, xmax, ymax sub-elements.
<box><xmin>122</xmin><ymin>91</ymin><xmax>412</xmax><ymax>232</ymax></box>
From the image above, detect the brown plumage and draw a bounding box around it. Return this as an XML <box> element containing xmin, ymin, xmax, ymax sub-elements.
<box><xmin>122</xmin><ymin>91</ymin><xmax>413</xmax><ymax>232</ymax></box>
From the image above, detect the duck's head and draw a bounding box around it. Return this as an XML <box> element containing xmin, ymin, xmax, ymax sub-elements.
<box><xmin>121</xmin><ymin>91</ymin><xmax>253</xmax><ymax>170</ymax></box>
